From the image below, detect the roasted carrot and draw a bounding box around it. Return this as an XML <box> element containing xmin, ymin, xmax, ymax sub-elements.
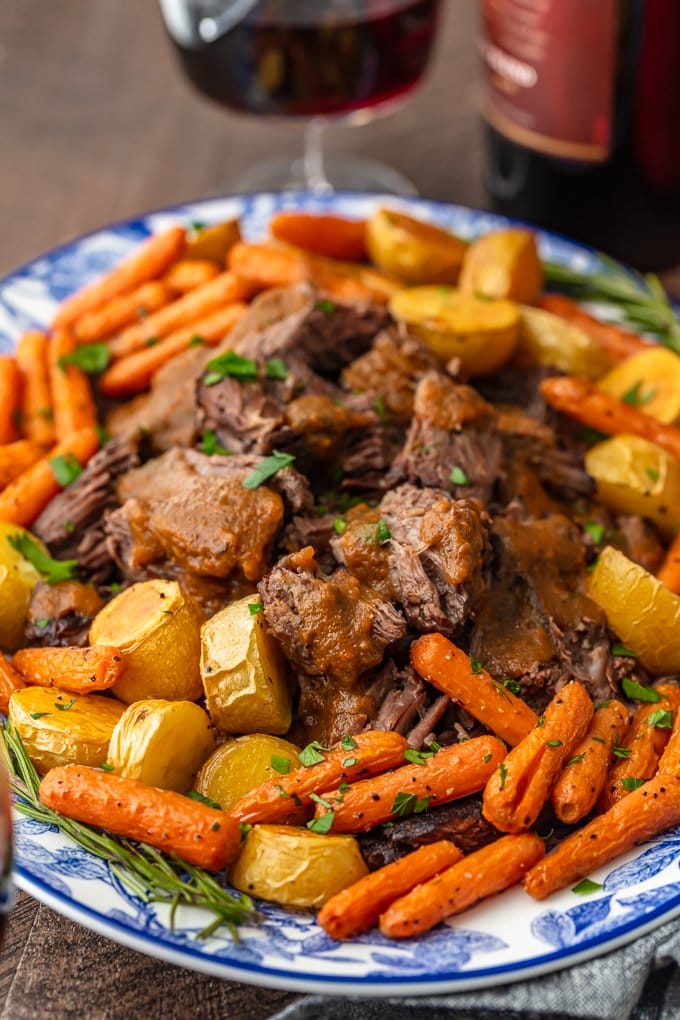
<box><xmin>15</xmin><ymin>332</ymin><xmax>55</xmax><ymax>448</ymax></box>
<box><xmin>73</xmin><ymin>280</ymin><xmax>173</xmax><ymax>344</ymax></box>
<box><xmin>0</xmin><ymin>357</ymin><xmax>21</xmax><ymax>444</ymax></box>
<box><xmin>0</xmin><ymin>425</ymin><xmax>100</xmax><ymax>526</ymax></box>
<box><xmin>380</xmin><ymin>833</ymin><xmax>545</xmax><ymax>939</ymax></box>
<box><xmin>657</xmin><ymin>692</ymin><xmax>680</xmax><ymax>775</ymax></box>
<box><xmin>39</xmin><ymin>765</ymin><xmax>240</xmax><ymax>870</ymax></box>
<box><xmin>53</xmin><ymin>226</ymin><xmax>186</xmax><ymax>330</ymax></box>
<box><xmin>657</xmin><ymin>534</ymin><xmax>680</xmax><ymax>594</ymax></box>
<box><xmin>551</xmin><ymin>699</ymin><xmax>629</xmax><ymax>824</ymax></box>
<box><xmin>229</xmin><ymin>731</ymin><xmax>409</xmax><ymax>826</ymax></box>
<box><xmin>314</xmin><ymin>736</ymin><xmax>506</xmax><ymax>835</ymax></box>
<box><xmin>0</xmin><ymin>656</ymin><xmax>25</xmax><ymax>715</ymax></box>
<box><xmin>270</xmin><ymin>212</ymin><xmax>367</xmax><ymax>262</ymax></box>
<box><xmin>98</xmin><ymin>302</ymin><xmax>247</xmax><ymax>397</ymax></box>
<box><xmin>164</xmin><ymin>258</ymin><xmax>220</xmax><ymax>294</ymax></box>
<box><xmin>0</xmin><ymin>440</ymin><xmax>43</xmax><ymax>490</ymax></box>
<box><xmin>317</xmin><ymin>840</ymin><xmax>462</xmax><ymax>940</ymax></box>
<box><xmin>525</xmin><ymin>774</ymin><xmax>680</xmax><ymax>900</ymax></box>
<box><xmin>228</xmin><ymin>242</ymin><xmax>309</xmax><ymax>290</ymax></box>
<box><xmin>48</xmin><ymin>330</ymin><xmax>97</xmax><ymax>440</ymax></box>
<box><xmin>539</xmin><ymin>294</ymin><xmax>651</xmax><ymax>360</ymax></box>
<box><xmin>107</xmin><ymin>271</ymin><xmax>254</xmax><ymax>360</ymax></box>
<box><xmin>540</xmin><ymin>376</ymin><xmax>680</xmax><ymax>462</ymax></box>
<box><xmin>411</xmin><ymin>633</ymin><xmax>538</xmax><ymax>747</ymax></box>
<box><xmin>599</xmin><ymin>684</ymin><xmax>680</xmax><ymax>811</ymax></box>
<box><xmin>13</xmin><ymin>645</ymin><xmax>125</xmax><ymax>694</ymax></box>
<box><xmin>482</xmin><ymin>682</ymin><xmax>593</xmax><ymax>834</ymax></box>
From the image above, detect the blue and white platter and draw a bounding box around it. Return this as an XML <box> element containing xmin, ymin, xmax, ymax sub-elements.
<box><xmin>1</xmin><ymin>193</ymin><xmax>679</xmax><ymax>996</ymax></box>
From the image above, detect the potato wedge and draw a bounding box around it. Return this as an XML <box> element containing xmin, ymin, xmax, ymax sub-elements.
<box><xmin>229</xmin><ymin>824</ymin><xmax>368</xmax><ymax>908</ymax></box>
<box><xmin>89</xmin><ymin>579</ymin><xmax>203</xmax><ymax>704</ymax></box>
<box><xmin>588</xmin><ymin>545</ymin><xmax>680</xmax><ymax>674</ymax></box>
<box><xmin>9</xmin><ymin>686</ymin><xmax>125</xmax><ymax>774</ymax></box>
<box><xmin>0</xmin><ymin>522</ymin><xmax>43</xmax><ymax>650</ymax></box>
<box><xmin>598</xmin><ymin>347</ymin><xmax>680</xmax><ymax>424</ymax></box>
<box><xmin>459</xmin><ymin>229</ymin><xmax>543</xmax><ymax>304</ymax></box>
<box><xmin>196</xmin><ymin>733</ymin><xmax>301</xmax><ymax>811</ymax></box>
<box><xmin>517</xmin><ymin>305</ymin><xmax>616</xmax><ymax>378</ymax></box>
<box><xmin>201</xmin><ymin>596</ymin><xmax>291</xmax><ymax>735</ymax></box>
<box><xmin>585</xmin><ymin>435</ymin><xmax>680</xmax><ymax>535</ymax></box>
<box><xmin>366</xmin><ymin>208</ymin><xmax>467</xmax><ymax>285</ymax></box>
<box><xmin>108</xmin><ymin>699</ymin><xmax>215</xmax><ymax>793</ymax></box>
<box><xmin>389</xmin><ymin>286</ymin><xmax>519</xmax><ymax>376</ymax></box>
<box><xmin>185</xmin><ymin>219</ymin><xmax>241</xmax><ymax>263</ymax></box>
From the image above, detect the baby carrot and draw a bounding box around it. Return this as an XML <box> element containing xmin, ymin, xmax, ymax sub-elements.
<box><xmin>657</xmin><ymin>692</ymin><xmax>680</xmax><ymax>775</ymax></box>
<box><xmin>270</xmin><ymin>212</ymin><xmax>367</xmax><ymax>262</ymax></box>
<box><xmin>0</xmin><ymin>656</ymin><xmax>25</xmax><ymax>715</ymax></box>
<box><xmin>164</xmin><ymin>259</ymin><xmax>220</xmax><ymax>294</ymax></box>
<box><xmin>525</xmin><ymin>775</ymin><xmax>680</xmax><ymax>900</ymax></box>
<box><xmin>228</xmin><ymin>242</ymin><xmax>309</xmax><ymax>290</ymax></box>
<box><xmin>411</xmin><ymin>633</ymin><xmax>538</xmax><ymax>747</ymax></box>
<box><xmin>317</xmin><ymin>841</ymin><xmax>462</xmax><ymax>940</ymax></box>
<box><xmin>15</xmin><ymin>332</ymin><xmax>55</xmax><ymax>448</ymax></box>
<box><xmin>314</xmin><ymin>736</ymin><xmax>505</xmax><ymax>835</ymax></box>
<box><xmin>39</xmin><ymin>765</ymin><xmax>240</xmax><ymax>870</ymax></box>
<box><xmin>73</xmin><ymin>280</ymin><xmax>173</xmax><ymax>343</ymax></box>
<box><xmin>539</xmin><ymin>294</ymin><xmax>650</xmax><ymax>360</ymax></box>
<box><xmin>0</xmin><ymin>440</ymin><xmax>43</xmax><ymax>490</ymax></box>
<box><xmin>482</xmin><ymin>682</ymin><xmax>593</xmax><ymax>834</ymax></box>
<box><xmin>0</xmin><ymin>357</ymin><xmax>21</xmax><ymax>445</ymax></box>
<box><xmin>48</xmin><ymin>330</ymin><xmax>97</xmax><ymax>440</ymax></box>
<box><xmin>13</xmin><ymin>645</ymin><xmax>125</xmax><ymax>694</ymax></box>
<box><xmin>380</xmin><ymin>833</ymin><xmax>545</xmax><ymax>939</ymax></box>
<box><xmin>658</xmin><ymin>534</ymin><xmax>680</xmax><ymax>594</ymax></box>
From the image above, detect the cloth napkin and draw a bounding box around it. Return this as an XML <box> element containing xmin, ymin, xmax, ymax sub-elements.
<box><xmin>272</xmin><ymin>916</ymin><xmax>680</xmax><ymax>1020</ymax></box>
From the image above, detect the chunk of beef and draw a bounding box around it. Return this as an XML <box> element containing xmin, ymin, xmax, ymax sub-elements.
<box><xmin>25</xmin><ymin>581</ymin><xmax>104</xmax><ymax>648</ymax></box>
<box><xmin>390</xmin><ymin>373</ymin><xmax>502</xmax><ymax>503</ymax></box>
<box><xmin>341</xmin><ymin>424</ymin><xmax>404</xmax><ymax>494</ymax></box>
<box><xmin>358</xmin><ymin>797</ymin><xmax>499</xmax><ymax>869</ymax></box>
<box><xmin>259</xmin><ymin>546</ymin><xmax>406</xmax><ymax>689</ymax></box>
<box><xmin>33</xmin><ymin>437</ymin><xmax>139</xmax><ymax>583</ymax></box>
<box><xmin>197</xmin><ymin>377</ymin><xmax>284</xmax><ymax>455</ymax></box>
<box><xmin>615</xmin><ymin>514</ymin><xmax>665</xmax><ymax>574</ymax></box>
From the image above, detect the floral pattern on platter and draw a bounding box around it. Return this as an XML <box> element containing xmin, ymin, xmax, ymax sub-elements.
<box><xmin>3</xmin><ymin>193</ymin><xmax>680</xmax><ymax>995</ymax></box>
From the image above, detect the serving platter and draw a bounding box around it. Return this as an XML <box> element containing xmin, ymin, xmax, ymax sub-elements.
<box><xmin>1</xmin><ymin>192</ymin><xmax>680</xmax><ymax>996</ymax></box>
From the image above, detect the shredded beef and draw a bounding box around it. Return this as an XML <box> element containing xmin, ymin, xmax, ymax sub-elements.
<box><xmin>25</xmin><ymin>581</ymin><xmax>104</xmax><ymax>648</ymax></box>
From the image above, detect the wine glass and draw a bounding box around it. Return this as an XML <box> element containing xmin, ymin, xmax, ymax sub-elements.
<box><xmin>158</xmin><ymin>0</ymin><xmax>442</xmax><ymax>195</ymax></box>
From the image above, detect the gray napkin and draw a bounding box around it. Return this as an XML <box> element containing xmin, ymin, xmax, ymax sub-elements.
<box><xmin>272</xmin><ymin>916</ymin><xmax>680</xmax><ymax>1020</ymax></box>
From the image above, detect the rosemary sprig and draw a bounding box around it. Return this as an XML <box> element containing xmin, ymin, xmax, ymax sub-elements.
<box><xmin>543</xmin><ymin>257</ymin><xmax>680</xmax><ymax>354</ymax></box>
<box><xmin>1</xmin><ymin>723</ymin><xmax>256</xmax><ymax>939</ymax></box>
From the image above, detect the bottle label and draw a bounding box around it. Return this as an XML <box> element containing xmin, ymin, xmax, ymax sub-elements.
<box><xmin>481</xmin><ymin>0</ymin><xmax>617</xmax><ymax>162</ymax></box>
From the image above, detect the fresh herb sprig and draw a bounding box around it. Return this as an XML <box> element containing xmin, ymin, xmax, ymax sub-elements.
<box><xmin>2</xmin><ymin>723</ymin><xmax>256</xmax><ymax>939</ymax></box>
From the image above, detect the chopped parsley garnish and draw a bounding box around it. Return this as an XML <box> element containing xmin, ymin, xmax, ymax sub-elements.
<box><xmin>49</xmin><ymin>453</ymin><xmax>83</xmax><ymax>488</ymax></box>
<box><xmin>546</xmin><ymin>739</ymin><xmax>563</xmax><ymax>748</ymax></box>
<box><xmin>621</xmin><ymin>380</ymin><xmax>656</xmax><ymax>407</ymax></box>
<box><xmin>186</xmin><ymin>790</ymin><xmax>221</xmax><ymax>809</ymax></box>
<box><xmin>622</xmin><ymin>677</ymin><xmax>661</xmax><ymax>703</ymax></box>
<box><xmin>239</xmin><ymin>823</ymin><xmax>252</xmax><ymax>838</ymax></box>
<box><xmin>315</xmin><ymin>299</ymin><xmax>336</xmax><ymax>316</ymax></box>
<box><xmin>188</xmin><ymin>335</ymin><xmax>205</xmax><ymax>348</ymax></box>
<box><xmin>470</xmin><ymin>654</ymin><xmax>483</xmax><ymax>675</ymax></box>
<box><xmin>99</xmin><ymin>762</ymin><xmax>115</xmax><ymax>772</ymax></box>
<box><xmin>375</xmin><ymin>393</ymin><xmax>388</xmax><ymax>423</ymax></box>
<box><xmin>535</xmin><ymin>716</ymin><xmax>546</xmax><ymax>727</ymax></box>
<box><xmin>591</xmin><ymin>735</ymin><xmax>606</xmax><ymax>744</ymax></box>
<box><xmin>500</xmin><ymin>678</ymin><xmax>521</xmax><ymax>695</ymax></box>
<box><xmin>54</xmin><ymin>698</ymin><xmax>76</xmax><ymax>712</ymax></box>
<box><xmin>572</xmin><ymin>878</ymin><xmax>603</xmax><ymax>895</ymax></box>
<box><xmin>265</xmin><ymin>358</ymin><xmax>287</xmax><ymax>380</ymax></box>
<box><xmin>203</xmin><ymin>350</ymin><xmax>257</xmax><ymax>386</ymax></box>
<box><xmin>58</xmin><ymin>342</ymin><xmax>110</xmax><ymax>374</ymax></box>
<box><xmin>498</xmin><ymin>762</ymin><xmax>508</xmax><ymax>790</ymax></box>
<box><xmin>201</xmin><ymin>429</ymin><xmax>229</xmax><ymax>456</ymax></box>
<box><xmin>594</xmin><ymin>700</ymin><xmax>613</xmax><ymax>710</ymax></box>
<box><xmin>189</xmin><ymin>220</ymin><xmax>205</xmax><ymax>233</ymax></box>
<box><xmin>309</xmin><ymin>792</ymin><xmax>334</xmax><ymax>810</ymax></box>
<box><xmin>95</xmin><ymin>423</ymin><xmax>111</xmax><ymax>447</ymax></box>
<box><xmin>299</xmin><ymin>741</ymin><xmax>327</xmax><ymax>767</ymax></box>
<box><xmin>270</xmin><ymin>755</ymin><xmax>290</xmax><ymax>775</ymax></box>
<box><xmin>7</xmin><ymin>533</ymin><xmax>77</xmax><ymax>584</ymax></box>
<box><xmin>648</xmin><ymin>708</ymin><xmax>673</xmax><ymax>729</ymax></box>
<box><xmin>341</xmin><ymin>735</ymin><xmax>358</xmax><ymax>751</ymax></box>
<box><xmin>612</xmin><ymin>745</ymin><xmax>631</xmax><ymax>759</ymax></box>
<box><xmin>64</xmin><ymin>519</ymin><xmax>76</xmax><ymax>534</ymax></box>
<box><xmin>621</xmin><ymin>777</ymin><xmax>645</xmax><ymax>792</ymax></box>
<box><xmin>483</xmin><ymin>753</ymin><xmax>492</xmax><ymax>763</ymax></box>
<box><xmin>403</xmin><ymin>748</ymin><xmax>435</xmax><ymax>766</ymax></box>
<box><xmin>450</xmin><ymin>465</ymin><xmax>469</xmax><ymax>486</ymax></box>
<box><xmin>566</xmin><ymin>753</ymin><xmax>586</xmax><ymax>767</ymax></box>
<box><xmin>307</xmin><ymin>812</ymin><xmax>335</xmax><ymax>834</ymax></box>
<box><xmin>583</xmin><ymin>521</ymin><xmax>605</xmax><ymax>545</ymax></box>
<box><xmin>29</xmin><ymin>712</ymin><xmax>50</xmax><ymax>720</ymax></box>
<box><xmin>242</xmin><ymin>451</ymin><xmax>295</xmax><ymax>489</ymax></box>
<box><xmin>375</xmin><ymin>519</ymin><xmax>391</xmax><ymax>545</ymax></box>
<box><xmin>274</xmin><ymin>784</ymin><xmax>291</xmax><ymax>799</ymax></box>
<box><xmin>646</xmin><ymin>467</ymin><xmax>660</xmax><ymax>483</ymax></box>
<box><xmin>146</xmin><ymin>337</ymin><xmax>159</xmax><ymax>347</ymax></box>
<box><xmin>333</xmin><ymin>518</ymin><xmax>347</xmax><ymax>536</ymax></box>
<box><xmin>35</xmin><ymin>618</ymin><xmax>52</xmax><ymax>630</ymax></box>
<box><xmin>342</xmin><ymin>757</ymin><xmax>358</xmax><ymax>768</ymax></box>
<box><xmin>611</xmin><ymin>645</ymin><xmax>638</xmax><ymax>658</ymax></box>
<box><xmin>390</xmin><ymin>791</ymin><xmax>430</xmax><ymax>817</ymax></box>
<box><xmin>248</xmin><ymin>601</ymin><xmax>263</xmax><ymax>616</ymax></box>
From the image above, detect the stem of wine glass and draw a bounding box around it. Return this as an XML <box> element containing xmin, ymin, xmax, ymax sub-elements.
<box><xmin>302</xmin><ymin>118</ymin><xmax>333</xmax><ymax>195</ymax></box>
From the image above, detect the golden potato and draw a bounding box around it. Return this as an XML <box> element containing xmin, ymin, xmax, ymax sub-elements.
<box><xmin>0</xmin><ymin>523</ymin><xmax>44</xmax><ymax>650</ymax></box>
<box><xmin>201</xmin><ymin>596</ymin><xmax>291</xmax><ymax>735</ymax></box>
<box><xmin>229</xmin><ymin>825</ymin><xmax>368</xmax><ymax>909</ymax></box>
<box><xmin>366</xmin><ymin>207</ymin><xmax>467</xmax><ymax>285</ymax></box>
<box><xmin>108</xmin><ymin>699</ymin><xmax>215</xmax><ymax>793</ymax></box>
<box><xmin>89</xmin><ymin>579</ymin><xmax>203</xmax><ymax>704</ymax></box>
<box><xmin>585</xmin><ymin>435</ymin><xmax>680</xmax><ymax>535</ymax></box>
<box><xmin>598</xmin><ymin>347</ymin><xmax>680</xmax><ymax>424</ymax></box>
<box><xmin>389</xmin><ymin>286</ymin><xmax>519</xmax><ymax>376</ymax></box>
<box><xmin>184</xmin><ymin>219</ymin><xmax>241</xmax><ymax>263</ymax></box>
<box><xmin>196</xmin><ymin>734</ymin><xmax>301</xmax><ymax>811</ymax></box>
<box><xmin>517</xmin><ymin>305</ymin><xmax>615</xmax><ymax>378</ymax></box>
<box><xmin>9</xmin><ymin>686</ymin><xmax>125</xmax><ymax>774</ymax></box>
<box><xmin>588</xmin><ymin>545</ymin><xmax>680</xmax><ymax>675</ymax></box>
<box><xmin>459</xmin><ymin>229</ymin><xmax>543</xmax><ymax>304</ymax></box>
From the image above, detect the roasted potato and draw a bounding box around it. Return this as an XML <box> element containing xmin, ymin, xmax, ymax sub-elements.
<box><xmin>389</xmin><ymin>286</ymin><xmax>519</xmax><ymax>376</ymax></box>
<box><xmin>108</xmin><ymin>699</ymin><xmax>215</xmax><ymax>793</ymax></box>
<box><xmin>184</xmin><ymin>218</ymin><xmax>241</xmax><ymax>263</ymax></box>
<box><xmin>598</xmin><ymin>347</ymin><xmax>680</xmax><ymax>424</ymax></box>
<box><xmin>459</xmin><ymin>229</ymin><xmax>543</xmax><ymax>304</ymax></box>
<box><xmin>517</xmin><ymin>305</ymin><xmax>616</xmax><ymax>378</ymax></box>
<box><xmin>366</xmin><ymin>207</ymin><xmax>467</xmax><ymax>285</ymax></box>
<box><xmin>588</xmin><ymin>545</ymin><xmax>680</xmax><ymax>674</ymax></box>
<box><xmin>585</xmin><ymin>435</ymin><xmax>680</xmax><ymax>535</ymax></box>
<box><xmin>195</xmin><ymin>733</ymin><xmax>301</xmax><ymax>811</ymax></box>
<box><xmin>201</xmin><ymin>596</ymin><xmax>291</xmax><ymax>735</ymax></box>
<box><xmin>0</xmin><ymin>522</ymin><xmax>43</xmax><ymax>650</ymax></box>
<box><xmin>9</xmin><ymin>686</ymin><xmax>125</xmax><ymax>774</ymax></box>
<box><xmin>89</xmin><ymin>579</ymin><xmax>203</xmax><ymax>704</ymax></box>
<box><xmin>229</xmin><ymin>825</ymin><xmax>368</xmax><ymax>908</ymax></box>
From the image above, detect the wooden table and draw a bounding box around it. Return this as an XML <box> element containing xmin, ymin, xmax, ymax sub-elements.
<box><xmin>0</xmin><ymin>2</ymin><xmax>678</xmax><ymax>1017</ymax></box>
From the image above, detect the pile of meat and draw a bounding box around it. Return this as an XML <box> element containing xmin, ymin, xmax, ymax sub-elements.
<box><xmin>31</xmin><ymin>284</ymin><xmax>663</xmax><ymax>863</ymax></box>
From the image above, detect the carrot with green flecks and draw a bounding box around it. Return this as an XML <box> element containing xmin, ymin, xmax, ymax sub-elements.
<box><xmin>15</xmin><ymin>332</ymin><xmax>55</xmax><ymax>448</ymax></box>
<box><xmin>270</xmin><ymin>212</ymin><xmax>367</xmax><ymax>262</ymax></box>
<box><xmin>539</xmin><ymin>294</ymin><xmax>650</xmax><ymax>361</ymax></box>
<box><xmin>48</xmin><ymin>330</ymin><xmax>97</xmax><ymax>440</ymax></box>
<box><xmin>482</xmin><ymin>682</ymin><xmax>593</xmax><ymax>834</ymax></box>
<box><xmin>228</xmin><ymin>731</ymin><xmax>409</xmax><ymax>826</ymax></box>
<box><xmin>317</xmin><ymin>840</ymin><xmax>462</xmax><ymax>940</ymax></box>
<box><xmin>0</xmin><ymin>357</ymin><xmax>21</xmax><ymax>445</ymax></box>
<box><xmin>13</xmin><ymin>645</ymin><xmax>125</xmax><ymax>694</ymax></box>
<box><xmin>657</xmin><ymin>690</ymin><xmax>680</xmax><ymax>776</ymax></box>
<box><xmin>39</xmin><ymin>765</ymin><xmax>240</xmax><ymax>870</ymax></box>
<box><xmin>411</xmin><ymin>633</ymin><xmax>538</xmax><ymax>747</ymax></box>
<box><xmin>73</xmin><ymin>280</ymin><xmax>173</xmax><ymax>343</ymax></box>
<box><xmin>0</xmin><ymin>656</ymin><xmax>25</xmax><ymax>715</ymax></box>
